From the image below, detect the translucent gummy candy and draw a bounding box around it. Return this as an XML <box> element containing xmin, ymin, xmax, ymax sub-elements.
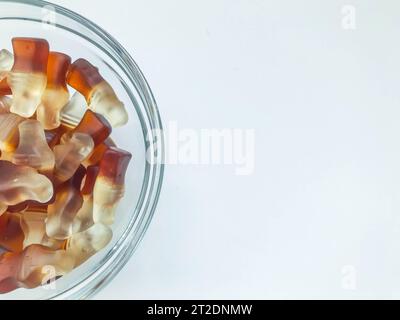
<box><xmin>0</xmin><ymin>38</ymin><xmax>132</xmax><ymax>293</ymax></box>
<box><xmin>61</xmin><ymin>110</ymin><xmax>112</xmax><ymax>147</ymax></box>
<box><xmin>0</xmin><ymin>244</ymin><xmax>74</xmax><ymax>293</ymax></box>
<box><xmin>0</xmin><ymin>78</ymin><xmax>11</xmax><ymax>95</ymax></box>
<box><xmin>37</xmin><ymin>52</ymin><xmax>71</xmax><ymax>130</ymax></box>
<box><xmin>73</xmin><ymin>165</ymin><xmax>99</xmax><ymax>233</ymax></box>
<box><xmin>0</xmin><ymin>160</ymin><xmax>53</xmax><ymax>207</ymax></box>
<box><xmin>0</xmin><ymin>212</ymin><xmax>23</xmax><ymax>252</ymax></box>
<box><xmin>46</xmin><ymin>166</ymin><xmax>86</xmax><ymax>240</ymax></box>
<box><xmin>0</xmin><ymin>49</ymin><xmax>13</xmax><ymax>81</ymax></box>
<box><xmin>21</xmin><ymin>211</ymin><xmax>65</xmax><ymax>250</ymax></box>
<box><xmin>0</xmin><ymin>204</ymin><xmax>6</xmax><ymax>216</ymax></box>
<box><xmin>84</xmin><ymin>137</ymin><xmax>115</xmax><ymax>167</ymax></box>
<box><xmin>0</xmin><ymin>96</ymin><xmax>12</xmax><ymax>114</ymax></box>
<box><xmin>93</xmin><ymin>147</ymin><xmax>132</xmax><ymax>225</ymax></box>
<box><xmin>45</xmin><ymin>126</ymin><xmax>68</xmax><ymax>149</ymax></box>
<box><xmin>8</xmin><ymin>38</ymin><xmax>49</xmax><ymax>117</ymax></box>
<box><xmin>60</xmin><ymin>91</ymin><xmax>87</xmax><ymax>128</ymax></box>
<box><xmin>7</xmin><ymin>202</ymin><xmax>49</xmax><ymax>216</ymax></box>
<box><xmin>0</xmin><ymin>113</ymin><xmax>24</xmax><ymax>153</ymax></box>
<box><xmin>67</xmin><ymin>223</ymin><xmax>112</xmax><ymax>266</ymax></box>
<box><xmin>53</xmin><ymin>133</ymin><xmax>94</xmax><ymax>184</ymax></box>
<box><xmin>67</xmin><ymin>58</ymin><xmax>128</xmax><ymax>127</ymax></box>
<box><xmin>12</xmin><ymin>120</ymin><xmax>55</xmax><ymax>175</ymax></box>
<box><xmin>7</xmin><ymin>201</ymin><xmax>29</xmax><ymax>213</ymax></box>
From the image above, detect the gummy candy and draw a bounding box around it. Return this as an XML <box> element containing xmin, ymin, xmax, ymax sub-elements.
<box><xmin>67</xmin><ymin>58</ymin><xmax>128</xmax><ymax>127</ymax></box>
<box><xmin>0</xmin><ymin>96</ymin><xmax>11</xmax><ymax>114</ymax></box>
<box><xmin>0</xmin><ymin>204</ymin><xmax>6</xmax><ymax>216</ymax></box>
<box><xmin>0</xmin><ymin>78</ymin><xmax>11</xmax><ymax>95</ymax></box>
<box><xmin>84</xmin><ymin>138</ymin><xmax>115</xmax><ymax>167</ymax></box>
<box><xmin>53</xmin><ymin>133</ymin><xmax>94</xmax><ymax>184</ymax></box>
<box><xmin>7</xmin><ymin>201</ymin><xmax>29</xmax><ymax>214</ymax></box>
<box><xmin>61</xmin><ymin>110</ymin><xmax>111</xmax><ymax>147</ymax></box>
<box><xmin>8</xmin><ymin>38</ymin><xmax>49</xmax><ymax>118</ymax></box>
<box><xmin>93</xmin><ymin>147</ymin><xmax>131</xmax><ymax>225</ymax></box>
<box><xmin>60</xmin><ymin>91</ymin><xmax>87</xmax><ymax>128</ymax></box>
<box><xmin>0</xmin><ymin>244</ymin><xmax>74</xmax><ymax>293</ymax></box>
<box><xmin>0</xmin><ymin>161</ymin><xmax>53</xmax><ymax>207</ymax></box>
<box><xmin>0</xmin><ymin>112</ymin><xmax>24</xmax><ymax>154</ymax></box>
<box><xmin>0</xmin><ymin>49</ymin><xmax>13</xmax><ymax>81</ymax></box>
<box><xmin>12</xmin><ymin>120</ymin><xmax>55</xmax><ymax>175</ymax></box>
<box><xmin>73</xmin><ymin>165</ymin><xmax>99</xmax><ymax>233</ymax></box>
<box><xmin>0</xmin><ymin>212</ymin><xmax>23</xmax><ymax>252</ymax></box>
<box><xmin>45</xmin><ymin>125</ymin><xmax>68</xmax><ymax>149</ymax></box>
<box><xmin>21</xmin><ymin>211</ymin><xmax>65</xmax><ymax>250</ymax></box>
<box><xmin>37</xmin><ymin>52</ymin><xmax>71</xmax><ymax>130</ymax></box>
<box><xmin>0</xmin><ymin>37</ymin><xmax>132</xmax><ymax>294</ymax></box>
<box><xmin>46</xmin><ymin>166</ymin><xmax>86</xmax><ymax>240</ymax></box>
<box><xmin>67</xmin><ymin>223</ymin><xmax>112</xmax><ymax>266</ymax></box>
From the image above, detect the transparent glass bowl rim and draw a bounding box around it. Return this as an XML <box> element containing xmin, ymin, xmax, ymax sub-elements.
<box><xmin>0</xmin><ymin>0</ymin><xmax>164</xmax><ymax>299</ymax></box>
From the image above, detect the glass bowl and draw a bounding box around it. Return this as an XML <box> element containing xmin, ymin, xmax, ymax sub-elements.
<box><xmin>0</xmin><ymin>0</ymin><xmax>164</xmax><ymax>299</ymax></box>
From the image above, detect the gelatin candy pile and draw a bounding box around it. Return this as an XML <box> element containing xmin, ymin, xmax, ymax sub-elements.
<box><xmin>0</xmin><ymin>37</ymin><xmax>131</xmax><ymax>293</ymax></box>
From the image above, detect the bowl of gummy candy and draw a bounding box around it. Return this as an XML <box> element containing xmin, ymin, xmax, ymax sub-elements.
<box><xmin>0</xmin><ymin>0</ymin><xmax>163</xmax><ymax>299</ymax></box>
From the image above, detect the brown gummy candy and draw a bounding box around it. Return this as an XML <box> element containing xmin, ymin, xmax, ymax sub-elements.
<box><xmin>98</xmin><ymin>147</ymin><xmax>132</xmax><ymax>185</ymax></box>
<box><xmin>46</xmin><ymin>166</ymin><xmax>86</xmax><ymax>240</ymax></box>
<box><xmin>8</xmin><ymin>38</ymin><xmax>49</xmax><ymax>117</ymax></box>
<box><xmin>61</xmin><ymin>110</ymin><xmax>111</xmax><ymax>147</ymax></box>
<box><xmin>0</xmin><ymin>96</ymin><xmax>11</xmax><ymax>114</ymax></box>
<box><xmin>93</xmin><ymin>147</ymin><xmax>132</xmax><ymax>225</ymax></box>
<box><xmin>0</xmin><ymin>39</ymin><xmax>131</xmax><ymax>293</ymax></box>
<box><xmin>45</xmin><ymin>125</ymin><xmax>68</xmax><ymax>149</ymax></box>
<box><xmin>37</xmin><ymin>52</ymin><xmax>71</xmax><ymax>130</ymax></box>
<box><xmin>81</xmin><ymin>165</ymin><xmax>100</xmax><ymax>196</ymax></box>
<box><xmin>7</xmin><ymin>197</ymin><xmax>54</xmax><ymax>214</ymax></box>
<box><xmin>84</xmin><ymin>137</ymin><xmax>115</xmax><ymax>167</ymax></box>
<box><xmin>25</xmin><ymin>203</ymin><xmax>50</xmax><ymax>213</ymax></box>
<box><xmin>0</xmin><ymin>160</ymin><xmax>54</xmax><ymax>207</ymax></box>
<box><xmin>12</xmin><ymin>120</ymin><xmax>55</xmax><ymax>174</ymax></box>
<box><xmin>11</xmin><ymin>38</ymin><xmax>49</xmax><ymax>73</ymax></box>
<box><xmin>0</xmin><ymin>244</ymin><xmax>74</xmax><ymax>293</ymax></box>
<box><xmin>53</xmin><ymin>132</ymin><xmax>94</xmax><ymax>184</ymax></box>
<box><xmin>0</xmin><ymin>78</ymin><xmax>11</xmax><ymax>95</ymax></box>
<box><xmin>73</xmin><ymin>165</ymin><xmax>99</xmax><ymax>233</ymax></box>
<box><xmin>0</xmin><ymin>49</ymin><xmax>13</xmax><ymax>81</ymax></box>
<box><xmin>66</xmin><ymin>58</ymin><xmax>103</xmax><ymax>98</ymax></box>
<box><xmin>0</xmin><ymin>212</ymin><xmax>24</xmax><ymax>252</ymax></box>
<box><xmin>67</xmin><ymin>58</ymin><xmax>128</xmax><ymax>127</ymax></box>
<box><xmin>7</xmin><ymin>202</ymin><xmax>29</xmax><ymax>213</ymax></box>
<box><xmin>0</xmin><ymin>204</ymin><xmax>6</xmax><ymax>216</ymax></box>
<box><xmin>0</xmin><ymin>112</ymin><xmax>24</xmax><ymax>154</ymax></box>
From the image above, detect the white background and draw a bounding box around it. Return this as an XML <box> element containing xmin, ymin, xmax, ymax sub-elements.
<box><xmin>52</xmin><ymin>0</ymin><xmax>400</xmax><ymax>299</ymax></box>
